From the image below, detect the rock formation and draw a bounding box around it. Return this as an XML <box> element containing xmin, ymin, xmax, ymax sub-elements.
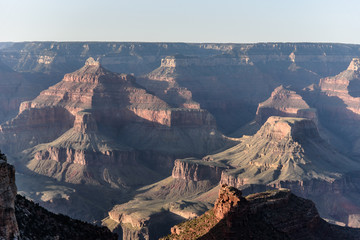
<box><xmin>255</xmin><ymin>85</ymin><xmax>318</xmax><ymax>124</ymax></box>
<box><xmin>0</xmin><ymin>153</ymin><xmax>19</xmax><ymax>240</ymax></box>
<box><xmin>172</xmin><ymin>158</ymin><xmax>226</xmax><ymax>182</ymax></box>
<box><xmin>314</xmin><ymin>58</ymin><xmax>360</xmax><ymax>156</ymax></box>
<box><xmin>162</xmin><ymin>185</ymin><xmax>360</xmax><ymax>240</ymax></box>
<box><xmin>0</xmin><ymin>57</ymin><xmax>231</xmax><ymax>189</ymax></box>
<box><xmin>137</xmin><ymin>57</ymin><xmax>201</xmax><ymax>110</ymax></box>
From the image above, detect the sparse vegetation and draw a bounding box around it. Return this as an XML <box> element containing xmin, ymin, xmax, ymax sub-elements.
<box><xmin>15</xmin><ymin>195</ymin><xmax>118</xmax><ymax>240</ymax></box>
<box><xmin>0</xmin><ymin>150</ymin><xmax>7</xmax><ymax>161</ymax></box>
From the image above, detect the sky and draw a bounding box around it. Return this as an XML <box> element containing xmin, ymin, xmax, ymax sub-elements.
<box><xmin>0</xmin><ymin>0</ymin><xmax>359</xmax><ymax>43</ymax></box>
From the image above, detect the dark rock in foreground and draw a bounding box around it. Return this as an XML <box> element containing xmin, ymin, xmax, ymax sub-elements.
<box><xmin>162</xmin><ymin>185</ymin><xmax>360</xmax><ymax>240</ymax></box>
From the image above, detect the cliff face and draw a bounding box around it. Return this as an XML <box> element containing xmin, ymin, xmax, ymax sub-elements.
<box><xmin>319</xmin><ymin>58</ymin><xmax>360</xmax><ymax>117</ymax></box>
<box><xmin>163</xmin><ymin>186</ymin><xmax>360</xmax><ymax>240</ymax></box>
<box><xmin>172</xmin><ymin>158</ymin><xmax>225</xmax><ymax>182</ymax></box>
<box><xmin>0</xmin><ymin>161</ymin><xmax>19</xmax><ymax>240</ymax></box>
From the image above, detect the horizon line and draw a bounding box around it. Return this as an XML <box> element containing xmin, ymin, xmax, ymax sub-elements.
<box><xmin>1</xmin><ymin>40</ymin><xmax>360</xmax><ymax>45</ymax></box>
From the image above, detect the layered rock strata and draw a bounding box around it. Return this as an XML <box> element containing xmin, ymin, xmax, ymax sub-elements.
<box><xmin>172</xmin><ymin>158</ymin><xmax>227</xmax><ymax>182</ymax></box>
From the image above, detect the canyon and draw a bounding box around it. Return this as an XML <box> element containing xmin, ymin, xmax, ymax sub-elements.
<box><xmin>1</xmin><ymin>42</ymin><xmax>360</xmax><ymax>239</ymax></box>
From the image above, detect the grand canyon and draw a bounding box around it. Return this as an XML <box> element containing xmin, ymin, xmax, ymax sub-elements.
<box><xmin>1</xmin><ymin>42</ymin><xmax>360</xmax><ymax>239</ymax></box>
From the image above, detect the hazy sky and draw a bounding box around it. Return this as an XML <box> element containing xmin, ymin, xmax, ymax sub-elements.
<box><xmin>0</xmin><ymin>0</ymin><xmax>359</xmax><ymax>43</ymax></box>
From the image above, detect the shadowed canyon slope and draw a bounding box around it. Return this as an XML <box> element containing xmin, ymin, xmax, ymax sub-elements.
<box><xmin>162</xmin><ymin>185</ymin><xmax>360</xmax><ymax>240</ymax></box>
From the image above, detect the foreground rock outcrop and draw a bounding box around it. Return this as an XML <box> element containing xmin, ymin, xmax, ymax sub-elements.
<box><xmin>0</xmin><ymin>156</ymin><xmax>19</xmax><ymax>240</ymax></box>
<box><xmin>162</xmin><ymin>185</ymin><xmax>360</xmax><ymax>240</ymax></box>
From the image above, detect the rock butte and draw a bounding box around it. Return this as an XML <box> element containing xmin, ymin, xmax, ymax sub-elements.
<box><xmin>256</xmin><ymin>85</ymin><xmax>318</xmax><ymax>124</ymax></box>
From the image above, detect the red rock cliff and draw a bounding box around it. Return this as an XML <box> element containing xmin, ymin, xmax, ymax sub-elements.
<box><xmin>172</xmin><ymin>158</ymin><xmax>224</xmax><ymax>182</ymax></box>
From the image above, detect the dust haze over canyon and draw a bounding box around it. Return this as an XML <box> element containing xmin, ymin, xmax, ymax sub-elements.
<box><xmin>1</xmin><ymin>42</ymin><xmax>360</xmax><ymax>239</ymax></box>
